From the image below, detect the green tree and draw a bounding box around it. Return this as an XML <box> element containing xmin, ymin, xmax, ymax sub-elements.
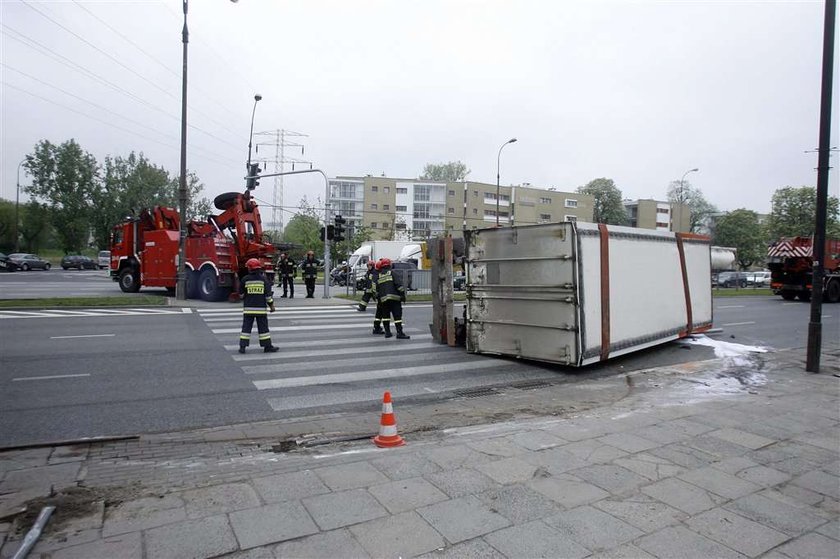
<box><xmin>19</xmin><ymin>201</ymin><xmax>52</xmax><ymax>253</ymax></box>
<box><xmin>420</xmin><ymin>161</ymin><xmax>470</xmax><ymax>182</ymax></box>
<box><xmin>666</xmin><ymin>180</ymin><xmax>717</xmax><ymax>233</ymax></box>
<box><xmin>24</xmin><ymin>139</ymin><xmax>98</xmax><ymax>253</ymax></box>
<box><xmin>577</xmin><ymin>178</ymin><xmax>628</xmax><ymax>225</ymax></box>
<box><xmin>713</xmin><ymin>209</ymin><xmax>765</xmax><ymax>269</ymax></box>
<box><xmin>168</xmin><ymin>172</ymin><xmax>212</xmax><ymax>222</ymax></box>
<box><xmin>765</xmin><ymin>186</ymin><xmax>840</xmax><ymax>239</ymax></box>
<box><xmin>283</xmin><ymin>196</ymin><xmax>324</xmax><ymax>260</ymax></box>
<box><xmin>0</xmin><ymin>198</ymin><xmax>15</xmax><ymax>250</ymax></box>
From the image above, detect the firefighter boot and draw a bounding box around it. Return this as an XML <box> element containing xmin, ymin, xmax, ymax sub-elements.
<box><xmin>396</xmin><ymin>324</ymin><xmax>410</xmax><ymax>340</ymax></box>
<box><xmin>384</xmin><ymin>322</ymin><xmax>393</xmax><ymax>338</ymax></box>
<box><xmin>372</xmin><ymin>326</ymin><xmax>384</xmax><ymax>335</ymax></box>
<box><xmin>264</xmin><ymin>345</ymin><xmax>279</xmax><ymax>353</ymax></box>
<box><xmin>357</xmin><ymin>303</ymin><xmax>366</xmax><ymax>312</ymax></box>
<box><xmin>238</xmin><ymin>346</ymin><xmax>246</xmax><ymax>354</ymax></box>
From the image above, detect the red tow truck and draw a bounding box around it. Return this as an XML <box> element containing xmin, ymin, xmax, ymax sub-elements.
<box><xmin>766</xmin><ymin>236</ymin><xmax>840</xmax><ymax>303</ymax></box>
<box><xmin>109</xmin><ymin>191</ymin><xmax>276</xmax><ymax>301</ymax></box>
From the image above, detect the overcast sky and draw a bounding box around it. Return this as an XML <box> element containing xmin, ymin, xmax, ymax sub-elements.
<box><xmin>2</xmin><ymin>0</ymin><xmax>838</xmax><ymax>226</ymax></box>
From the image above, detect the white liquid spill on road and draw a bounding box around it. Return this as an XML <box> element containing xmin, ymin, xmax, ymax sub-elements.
<box><xmin>685</xmin><ymin>334</ymin><xmax>768</xmax><ymax>366</ymax></box>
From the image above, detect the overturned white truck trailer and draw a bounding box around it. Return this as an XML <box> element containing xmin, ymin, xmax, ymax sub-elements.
<box><xmin>464</xmin><ymin>222</ymin><xmax>713</xmax><ymax>366</ymax></box>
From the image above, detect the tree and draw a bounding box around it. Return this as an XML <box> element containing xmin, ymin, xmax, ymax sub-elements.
<box><xmin>713</xmin><ymin>209</ymin><xmax>765</xmax><ymax>269</ymax></box>
<box><xmin>420</xmin><ymin>161</ymin><xmax>469</xmax><ymax>182</ymax></box>
<box><xmin>168</xmin><ymin>172</ymin><xmax>212</xmax><ymax>222</ymax></box>
<box><xmin>24</xmin><ymin>139</ymin><xmax>98</xmax><ymax>253</ymax></box>
<box><xmin>283</xmin><ymin>196</ymin><xmax>324</xmax><ymax>260</ymax></box>
<box><xmin>18</xmin><ymin>201</ymin><xmax>51</xmax><ymax>253</ymax></box>
<box><xmin>765</xmin><ymin>186</ymin><xmax>840</xmax><ymax>239</ymax></box>
<box><xmin>666</xmin><ymin>180</ymin><xmax>717</xmax><ymax>233</ymax></box>
<box><xmin>0</xmin><ymin>198</ymin><xmax>15</xmax><ymax>250</ymax></box>
<box><xmin>577</xmin><ymin>178</ymin><xmax>628</xmax><ymax>225</ymax></box>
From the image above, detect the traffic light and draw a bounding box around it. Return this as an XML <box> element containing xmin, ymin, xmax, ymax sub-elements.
<box><xmin>320</xmin><ymin>225</ymin><xmax>335</xmax><ymax>241</ymax></box>
<box><xmin>334</xmin><ymin>215</ymin><xmax>346</xmax><ymax>243</ymax></box>
<box><xmin>246</xmin><ymin>163</ymin><xmax>260</xmax><ymax>190</ymax></box>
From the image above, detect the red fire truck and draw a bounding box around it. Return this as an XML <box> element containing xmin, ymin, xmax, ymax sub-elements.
<box><xmin>766</xmin><ymin>237</ymin><xmax>840</xmax><ymax>303</ymax></box>
<box><xmin>109</xmin><ymin>191</ymin><xmax>276</xmax><ymax>301</ymax></box>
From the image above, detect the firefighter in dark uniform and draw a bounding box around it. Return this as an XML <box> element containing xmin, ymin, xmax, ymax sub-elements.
<box><xmin>357</xmin><ymin>260</ymin><xmax>377</xmax><ymax>312</ymax></box>
<box><xmin>301</xmin><ymin>250</ymin><xmax>318</xmax><ymax>298</ymax></box>
<box><xmin>371</xmin><ymin>260</ymin><xmax>385</xmax><ymax>334</ymax></box>
<box><xmin>238</xmin><ymin>258</ymin><xmax>279</xmax><ymax>353</ymax></box>
<box><xmin>375</xmin><ymin>258</ymin><xmax>410</xmax><ymax>339</ymax></box>
<box><xmin>277</xmin><ymin>252</ymin><xmax>297</xmax><ymax>298</ymax></box>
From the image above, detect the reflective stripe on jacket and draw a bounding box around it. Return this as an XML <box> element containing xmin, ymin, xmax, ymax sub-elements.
<box><xmin>375</xmin><ymin>269</ymin><xmax>405</xmax><ymax>302</ymax></box>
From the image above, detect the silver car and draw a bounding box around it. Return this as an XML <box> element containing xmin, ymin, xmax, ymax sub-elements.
<box><xmin>8</xmin><ymin>253</ymin><xmax>51</xmax><ymax>271</ymax></box>
<box><xmin>98</xmin><ymin>250</ymin><xmax>111</xmax><ymax>270</ymax></box>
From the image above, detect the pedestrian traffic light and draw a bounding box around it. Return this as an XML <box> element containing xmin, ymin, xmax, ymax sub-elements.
<box><xmin>334</xmin><ymin>215</ymin><xmax>346</xmax><ymax>243</ymax></box>
<box><xmin>320</xmin><ymin>226</ymin><xmax>326</xmax><ymax>241</ymax></box>
<box><xmin>320</xmin><ymin>225</ymin><xmax>335</xmax><ymax>241</ymax></box>
<box><xmin>246</xmin><ymin>163</ymin><xmax>260</xmax><ymax>190</ymax></box>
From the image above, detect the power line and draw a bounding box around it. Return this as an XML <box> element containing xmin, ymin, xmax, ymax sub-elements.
<box><xmin>20</xmin><ymin>1</ymin><xmax>244</xmax><ymax>144</ymax></box>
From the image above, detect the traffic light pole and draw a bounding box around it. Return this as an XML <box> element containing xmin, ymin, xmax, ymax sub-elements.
<box><xmin>244</xmin><ymin>168</ymin><xmax>332</xmax><ymax>298</ymax></box>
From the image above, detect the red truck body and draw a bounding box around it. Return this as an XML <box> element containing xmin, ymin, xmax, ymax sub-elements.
<box><xmin>766</xmin><ymin>237</ymin><xmax>840</xmax><ymax>303</ymax></box>
<box><xmin>109</xmin><ymin>192</ymin><xmax>276</xmax><ymax>301</ymax></box>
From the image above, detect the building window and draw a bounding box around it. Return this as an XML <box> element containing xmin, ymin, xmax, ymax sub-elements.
<box><xmin>484</xmin><ymin>210</ymin><xmax>496</xmax><ymax>217</ymax></box>
<box><xmin>396</xmin><ymin>205</ymin><xmax>407</xmax><ymax>212</ymax></box>
<box><xmin>565</xmin><ymin>215</ymin><xmax>577</xmax><ymax>222</ymax></box>
<box><xmin>370</xmin><ymin>222</ymin><xmax>377</xmax><ymax>229</ymax></box>
<box><xmin>565</xmin><ymin>199</ymin><xmax>578</xmax><ymax>208</ymax></box>
<box><xmin>539</xmin><ymin>213</ymin><xmax>551</xmax><ymax>221</ymax></box>
<box><xmin>473</xmin><ymin>190</ymin><xmax>479</xmax><ymax>197</ymax></box>
<box><xmin>370</xmin><ymin>203</ymin><xmax>378</xmax><ymax>210</ymax></box>
<box><xmin>656</xmin><ymin>222</ymin><xmax>669</xmax><ymax>228</ymax></box>
<box><xmin>396</xmin><ymin>187</ymin><xmax>408</xmax><ymax>194</ymax></box>
<box><xmin>473</xmin><ymin>208</ymin><xmax>478</xmax><ymax>215</ymax></box>
<box><xmin>384</xmin><ymin>186</ymin><xmax>390</xmax><ymax>194</ymax></box>
<box><xmin>657</xmin><ymin>208</ymin><xmax>669</xmax><ymax>214</ymax></box>
<box><xmin>414</xmin><ymin>184</ymin><xmax>431</xmax><ymax>202</ymax></box>
<box><xmin>448</xmin><ymin>207</ymin><xmax>455</xmax><ymax>214</ymax></box>
<box><xmin>383</xmin><ymin>204</ymin><xmax>390</xmax><ymax>210</ymax></box>
<box><xmin>485</xmin><ymin>193</ymin><xmax>497</xmax><ymax>201</ymax></box>
<box><xmin>371</xmin><ymin>186</ymin><xmax>378</xmax><ymax>192</ymax></box>
<box><xmin>500</xmin><ymin>194</ymin><xmax>510</xmax><ymax>202</ymax></box>
<box><xmin>382</xmin><ymin>222</ymin><xmax>389</xmax><ymax>229</ymax></box>
<box><xmin>540</xmin><ymin>197</ymin><xmax>552</xmax><ymax>204</ymax></box>
<box><xmin>395</xmin><ymin>222</ymin><xmax>406</xmax><ymax>230</ymax></box>
<box><xmin>448</xmin><ymin>190</ymin><xmax>455</xmax><ymax>196</ymax></box>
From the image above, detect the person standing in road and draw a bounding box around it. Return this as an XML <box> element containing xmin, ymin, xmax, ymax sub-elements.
<box><xmin>371</xmin><ymin>260</ymin><xmax>385</xmax><ymax>334</ymax></box>
<box><xmin>301</xmin><ymin>250</ymin><xmax>319</xmax><ymax>298</ymax></box>
<box><xmin>357</xmin><ymin>260</ymin><xmax>377</xmax><ymax>312</ymax></box>
<box><xmin>238</xmin><ymin>258</ymin><xmax>279</xmax><ymax>354</ymax></box>
<box><xmin>277</xmin><ymin>252</ymin><xmax>297</xmax><ymax>298</ymax></box>
<box><xmin>375</xmin><ymin>258</ymin><xmax>410</xmax><ymax>339</ymax></box>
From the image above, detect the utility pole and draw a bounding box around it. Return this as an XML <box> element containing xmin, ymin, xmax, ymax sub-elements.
<box><xmin>254</xmin><ymin>129</ymin><xmax>311</xmax><ymax>232</ymax></box>
<box><xmin>175</xmin><ymin>0</ymin><xmax>189</xmax><ymax>301</ymax></box>
<box><xmin>806</xmin><ymin>0</ymin><xmax>836</xmax><ymax>373</ymax></box>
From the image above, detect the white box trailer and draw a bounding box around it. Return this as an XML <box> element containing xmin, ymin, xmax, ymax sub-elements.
<box><xmin>465</xmin><ymin>222</ymin><xmax>713</xmax><ymax>366</ymax></box>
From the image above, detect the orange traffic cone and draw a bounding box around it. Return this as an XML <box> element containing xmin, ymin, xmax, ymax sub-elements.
<box><xmin>373</xmin><ymin>391</ymin><xmax>405</xmax><ymax>448</ymax></box>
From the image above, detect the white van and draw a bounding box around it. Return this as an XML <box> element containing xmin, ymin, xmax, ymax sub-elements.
<box><xmin>98</xmin><ymin>250</ymin><xmax>111</xmax><ymax>270</ymax></box>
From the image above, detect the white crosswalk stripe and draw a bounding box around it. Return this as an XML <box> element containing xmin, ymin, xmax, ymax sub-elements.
<box><xmin>197</xmin><ymin>303</ymin><xmax>559</xmax><ymax>415</ymax></box>
<box><xmin>0</xmin><ymin>307</ymin><xmax>189</xmax><ymax>319</ymax></box>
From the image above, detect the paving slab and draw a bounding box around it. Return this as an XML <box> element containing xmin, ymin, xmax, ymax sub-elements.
<box><xmin>313</xmin><ymin>461</ymin><xmax>390</xmax><ymax>491</ymax></box>
<box><xmin>180</xmin><ymin>482</ymin><xmax>261</xmax><ymax>519</ymax></box>
<box><xmin>561</xmin><ymin>439</ymin><xmax>629</xmax><ymax>463</ymax></box>
<box><xmin>544</xmin><ymin>505</ymin><xmax>643</xmax><ymax>552</ymax></box>
<box><xmin>273</xmin><ymin>528</ymin><xmax>370</xmax><ymax>559</ymax></box>
<box><xmin>301</xmin><ymin>488</ymin><xmax>388</xmax><ymax>531</ymax></box>
<box><xmin>416</xmin><ymin>537</ymin><xmax>505</xmax><ymax>559</ymax></box>
<box><xmin>508</xmin><ymin>429</ymin><xmax>567</xmax><ymax>451</ymax></box>
<box><xmin>368</xmin><ymin>477</ymin><xmax>448</xmax><ymax>514</ymax></box>
<box><xmin>707</xmin><ymin>428</ymin><xmax>776</xmax><ymax>450</ymax></box>
<box><xmin>417</xmin><ymin>495</ymin><xmax>510</xmax><ymax>544</ymax></box>
<box><xmin>48</xmin><ymin>531</ymin><xmax>143</xmax><ymax>559</ymax></box>
<box><xmin>145</xmin><ymin>514</ymin><xmax>238</xmax><ymax>559</ymax></box>
<box><xmin>102</xmin><ymin>494</ymin><xmax>186</xmax><ymax>537</ymax></box>
<box><xmin>678</xmin><ymin>466</ymin><xmax>761</xmax><ymax>499</ymax></box>
<box><xmin>641</xmin><ymin>477</ymin><xmax>723</xmax><ymax>515</ymax></box>
<box><xmin>424</xmin><ymin>468</ymin><xmax>499</xmax><ymax>498</ymax></box>
<box><xmin>569</xmin><ymin>464</ymin><xmax>649</xmax><ymax>495</ymax></box>
<box><xmin>484</xmin><ymin>520</ymin><xmax>590</xmax><ymax>559</ymax></box>
<box><xmin>476</xmin><ymin>484</ymin><xmax>561</xmax><ymax>524</ymax></box>
<box><xmin>736</xmin><ymin>464</ymin><xmax>792</xmax><ymax>487</ymax></box>
<box><xmin>724</xmin><ymin>491</ymin><xmax>829</xmax><ymax>537</ymax></box>
<box><xmin>636</xmin><ymin>525</ymin><xmax>746</xmax><ymax>559</ymax></box>
<box><xmin>791</xmin><ymin>470</ymin><xmax>840</xmax><ymax>499</ymax></box>
<box><xmin>252</xmin><ymin>469</ymin><xmax>330</xmax><ymax>504</ymax></box>
<box><xmin>349</xmin><ymin>511</ymin><xmax>445</xmax><ymax>558</ymax></box>
<box><xmin>520</xmin><ymin>446</ymin><xmax>588</xmax><ymax>474</ymax></box>
<box><xmin>0</xmin><ymin>462</ymin><xmax>81</xmax><ymax>493</ymax></box>
<box><xmin>597</xmin><ymin>433</ymin><xmax>660</xmax><ymax>453</ymax></box>
<box><xmin>528</xmin><ymin>474</ymin><xmax>610</xmax><ymax>509</ymax></box>
<box><xmin>370</xmin><ymin>452</ymin><xmax>441</xmax><ymax>481</ymax></box>
<box><xmin>422</xmin><ymin>445</ymin><xmax>493</xmax><ymax>470</ymax></box>
<box><xmin>229</xmin><ymin>500</ymin><xmax>319</xmax><ymax>549</ymax></box>
<box><xmin>593</xmin><ymin>493</ymin><xmax>688</xmax><ymax>533</ymax></box>
<box><xmin>614</xmin><ymin>452</ymin><xmax>685</xmax><ymax>481</ymax></box>
<box><xmin>815</xmin><ymin>518</ymin><xmax>839</xmax><ymax>541</ymax></box>
<box><xmin>475</xmin><ymin>457</ymin><xmax>540</xmax><ymax>485</ymax></box>
<box><xmin>763</xmin><ymin>532</ymin><xmax>838</xmax><ymax>559</ymax></box>
<box><xmin>685</xmin><ymin>507</ymin><xmax>790</xmax><ymax>557</ymax></box>
<box><xmin>589</xmin><ymin>543</ymin><xmax>657</xmax><ymax>558</ymax></box>
<box><xmin>648</xmin><ymin>443</ymin><xmax>719</xmax><ymax>469</ymax></box>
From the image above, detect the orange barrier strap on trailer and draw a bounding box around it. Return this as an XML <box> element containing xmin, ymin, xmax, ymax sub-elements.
<box><xmin>598</xmin><ymin>224</ymin><xmax>610</xmax><ymax>361</ymax></box>
<box><xmin>675</xmin><ymin>233</ymin><xmax>693</xmax><ymax>335</ymax></box>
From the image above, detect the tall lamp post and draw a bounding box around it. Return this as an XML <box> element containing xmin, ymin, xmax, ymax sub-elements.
<box><xmin>15</xmin><ymin>159</ymin><xmax>25</xmax><ymax>253</ymax></box>
<box><xmin>676</xmin><ymin>167</ymin><xmax>698</xmax><ymax>232</ymax></box>
<box><xmin>246</xmin><ymin>94</ymin><xmax>263</xmax><ymax>170</ymax></box>
<box><xmin>496</xmin><ymin>138</ymin><xmax>517</xmax><ymax>226</ymax></box>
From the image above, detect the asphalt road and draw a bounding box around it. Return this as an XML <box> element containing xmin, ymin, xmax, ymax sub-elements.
<box><xmin>0</xmin><ymin>292</ymin><xmax>837</xmax><ymax>448</ymax></box>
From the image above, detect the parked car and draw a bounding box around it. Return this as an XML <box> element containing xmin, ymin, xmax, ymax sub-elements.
<box><xmin>746</xmin><ymin>271</ymin><xmax>771</xmax><ymax>287</ymax></box>
<box><xmin>453</xmin><ymin>271</ymin><xmax>466</xmax><ymax>291</ymax></box>
<box><xmin>61</xmin><ymin>255</ymin><xmax>99</xmax><ymax>270</ymax></box>
<box><xmin>98</xmin><ymin>250</ymin><xmax>111</xmax><ymax>269</ymax></box>
<box><xmin>716</xmin><ymin>271</ymin><xmax>749</xmax><ymax>288</ymax></box>
<box><xmin>0</xmin><ymin>252</ymin><xmax>21</xmax><ymax>272</ymax></box>
<box><xmin>8</xmin><ymin>253</ymin><xmax>51</xmax><ymax>271</ymax></box>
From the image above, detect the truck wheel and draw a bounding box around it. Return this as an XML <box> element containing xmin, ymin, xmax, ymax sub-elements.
<box><xmin>826</xmin><ymin>279</ymin><xmax>840</xmax><ymax>304</ymax></box>
<box><xmin>213</xmin><ymin>192</ymin><xmax>240</xmax><ymax>211</ymax></box>
<box><xmin>798</xmin><ymin>291</ymin><xmax>811</xmax><ymax>302</ymax></box>
<box><xmin>118</xmin><ymin>268</ymin><xmax>141</xmax><ymax>293</ymax></box>
<box><xmin>186</xmin><ymin>270</ymin><xmax>200</xmax><ymax>299</ymax></box>
<box><xmin>199</xmin><ymin>268</ymin><xmax>228</xmax><ymax>301</ymax></box>
<box><xmin>780</xmin><ymin>290</ymin><xmax>797</xmax><ymax>301</ymax></box>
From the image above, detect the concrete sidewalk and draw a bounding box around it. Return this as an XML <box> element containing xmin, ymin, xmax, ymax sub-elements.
<box><xmin>1</xmin><ymin>344</ymin><xmax>838</xmax><ymax>558</ymax></box>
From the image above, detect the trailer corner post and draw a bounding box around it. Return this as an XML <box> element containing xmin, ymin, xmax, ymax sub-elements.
<box><xmin>806</xmin><ymin>0</ymin><xmax>836</xmax><ymax>374</ymax></box>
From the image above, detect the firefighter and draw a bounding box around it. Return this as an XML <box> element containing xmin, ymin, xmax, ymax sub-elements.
<box><xmin>239</xmin><ymin>258</ymin><xmax>279</xmax><ymax>354</ymax></box>
<box><xmin>375</xmin><ymin>258</ymin><xmax>410</xmax><ymax>339</ymax></box>
<box><xmin>371</xmin><ymin>259</ymin><xmax>385</xmax><ymax>334</ymax></box>
<box><xmin>357</xmin><ymin>260</ymin><xmax>377</xmax><ymax>312</ymax></box>
<box><xmin>277</xmin><ymin>252</ymin><xmax>297</xmax><ymax>298</ymax></box>
<box><xmin>301</xmin><ymin>250</ymin><xmax>319</xmax><ymax>298</ymax></box>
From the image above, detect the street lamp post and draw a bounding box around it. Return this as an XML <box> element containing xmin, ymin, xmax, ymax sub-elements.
<box><xmin>676</xmin><ymin>168</ymin><xmax>698</xmax><ymax>232</ymax></box>
<box><xmin>246</xmin><ymin>94</ymin><xmax>263</xmax><ymax>170</ymax></box>
<box><xmin>15</xmin><ymin>159</ymin><xmax>25</xmax><ymax>253</ymax></box>
<box><xmin>496</xmin><ymin>138</ymin><xmax>517</xmax><ymax>226</ymax></box>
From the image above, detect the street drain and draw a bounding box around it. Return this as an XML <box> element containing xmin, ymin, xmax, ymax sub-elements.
<box><xmin>454</xmin><ymin>387</ymin><xmax>500</xmax><ymax>399</ymax></box>
<box><xmin>510</xmin><ymin>380</ymin><xmax>553</xmax><ymax>390</ymax></box>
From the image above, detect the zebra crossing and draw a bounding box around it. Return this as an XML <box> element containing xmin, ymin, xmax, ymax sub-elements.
<box><xmin>196</xmin><ymin>305</ymin><xmax>560</xmax><ymax>414</ymax></box>
<box><xmin>0</xmin><ymin>307</ymin><xmax>192</xmax><ymax>319</ymax></box>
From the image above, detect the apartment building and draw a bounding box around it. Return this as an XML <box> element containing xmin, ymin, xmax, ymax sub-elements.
<box><xmin>328</xmin><ymin>176</ymin><xmax>593</xmax><ymax>240</ymax></box>
<box><xmin>624</xmin><ymin>199</ymin><xmax>691</xmax><ymax>232</ymax></box>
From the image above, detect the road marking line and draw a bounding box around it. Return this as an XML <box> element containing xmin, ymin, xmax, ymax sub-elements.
<box><xmin>228</xmin><ymin>333</ymin><xmax>434</xmax><ymax>352</ymax></box>
<box><xmin>242</xmin><ymin>346</ymin><xmax>452</xmax><ymax>373</ymax></box>
<box><xmin>202</xmin><ymin>310</ymin><xmax>359</xmax><ymax>322</ymax></box>
<box><xmin>236</xmin><ymin>341</ymin><xmax>441</xmax><ymax>362</ymax></box>
<box><xmin>181</xmin><ymin>307</ymin><xmax>193</xmax><ymax>313</ymax></box>
<box><xmin>13</xmin><ymin>374</ymin><xmax>91</xmax><ymax>381</ymax></box>
<box><xmin>50</xmin><ymin>334</ymin><xmax>115</xmax><ymax>339</ymax></box>
<box><xmin>197</xmin><ymin>305</ymin><xmax>353</xmax><ymax>314</ymax></box>
<box><xmin>39</xmin><ymin>310</ymin><xmax>101</xmax><ymax>316</ymax></box>
<box><xmin>721</xmin><ymin>321</ymin><xmax>756</xmax><ymax>327</ymax></box>
<box><xmin>212</xmin><ymin>322</ymin><xmax>372</xmax><ymax>334</ymax></box>
<box><xmin>716</xmin><ymin>305</ymin><xmax>745</xmax><ymax>309</ymax></box>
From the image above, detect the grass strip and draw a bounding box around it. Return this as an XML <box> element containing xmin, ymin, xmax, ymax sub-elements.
<box><xmin>712</xmin><ymin>288</ymin><xmax>774</xmax><ymax>297</ymax></box>
<box><xmin>0</xmin><ymin>296</ymin><xmax>168</xmax><ymax>308</ymax></box>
